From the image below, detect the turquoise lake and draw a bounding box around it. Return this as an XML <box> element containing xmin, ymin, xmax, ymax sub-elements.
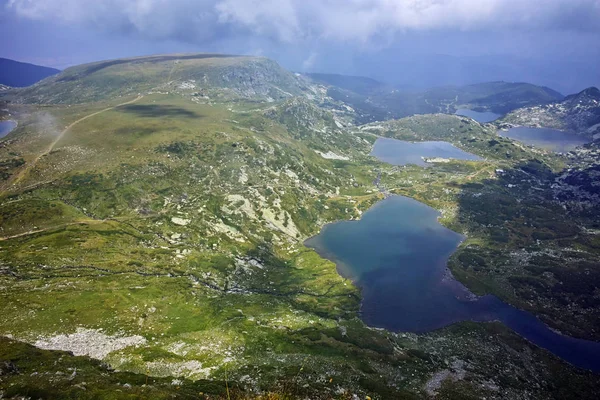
<box><xmin>306</xmin><ymin>195</ymin><xmax>600</xmax><ymax>372</ymax></box>
<box><xmin>370</xmin><ymin>138</ymin><xmax>481</xmax><ymax>167</ymax></box>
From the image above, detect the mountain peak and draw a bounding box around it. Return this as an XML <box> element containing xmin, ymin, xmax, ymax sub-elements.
<box><xmin>0</xmin><ymin>58</ymin><xmax>60</xmax><ymax>87</ymax></box>
<box><xmin>565</xmin><ymin>86</ymin><xmax>600</xmax><ymax>102</ymax></box>
<box><xmin>580</xmin><ymin>86</ymin><xmax>600</xmax><ymax>98</ymax></box>
<box><xmin>12</xmin><ymin>53</ymin><xmax>308</xmax><ymax>104</ymax></box>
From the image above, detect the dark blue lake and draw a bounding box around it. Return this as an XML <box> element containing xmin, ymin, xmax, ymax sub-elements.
<box><xmin>0</xmin><ymin>120</ymin><xmax>17</xmax><ymax>139</ymax></box>
<box><xmin>455</xmin><ymin>109</ymin><xmax>501</xmax><ymax>123</ymax></box>
<box><xmin>500</xmin><ymin>127</ymin><xmax>589</xmax><ymax>152</ymax></box>
<box><xmin>370</xmin><ymin>138</ymin><xmax>481</xmax><ymax>167</ymax></box>
<box><xmin>306</xmin><ymin>196</ymin><xmax>600</xmax><ymax>372</ymax></box>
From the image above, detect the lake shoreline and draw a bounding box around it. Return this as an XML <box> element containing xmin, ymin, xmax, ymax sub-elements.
<box><xmin>370</xmin><ymin>137</ymin><xmax>482</xmax><ymax>167</ymax></box>
<box><xmin>305</xmin><ymin>194</ymin><xmax>600</xmax><ymax>372</ymax></box>
<box><xmin>499</xmin><ymin>126</ymin><xmax>590</xmax><ymax>152</ymax></box>
<box><xmin>0</xmin><ymin>120</ymin><xmax>17</xmax><ymax>139</ymax></box>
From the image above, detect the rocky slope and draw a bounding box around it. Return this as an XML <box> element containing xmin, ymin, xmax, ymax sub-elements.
<box><xmin>304</xmin><ymin>76</ymin><xmax>564</xmax><ymax>124</ymax></box>
<box><xmin>9</xmin><ymin>54</ymin><xmax>311</xmax><ymax>104</ymax></box>
<box><xmin>501</xmin><ymin>87</ymin><xmax>600</xmax><ymax>137</ymax></box>
<box><xmin>552</xmin><ymin>141</ymin><xmax>600</xmax><ymax>209</ymax></box>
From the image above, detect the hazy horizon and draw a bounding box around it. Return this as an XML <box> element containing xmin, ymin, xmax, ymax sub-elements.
<box><xmin>2</xmin><ymin>0</ymin><xmax>600</xmax><ymax>93</ymax></box>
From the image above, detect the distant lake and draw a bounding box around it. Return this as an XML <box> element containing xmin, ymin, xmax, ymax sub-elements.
<box><xmin>455</xmin><ymin>109</ymin><xmax>501</xmax><ymax>123</ymax></box>
<box><xmin>500</xmin><ymin>127</ymin><xmax>589</xmax><ymax>152</ymax></box>
<box><xmin>306</xmin><ymin>195</ymin><xmax>600</xmax><ymax>372</ymax></box>
<box><xmin>371</xmin><ymin>138</ymin><xmax>481</xmax><ymax>167</ymax></box>
<box><xmin>0</xmin><ymin>120</ymin><xmax>17</xmax><ymax>139</ymax></box>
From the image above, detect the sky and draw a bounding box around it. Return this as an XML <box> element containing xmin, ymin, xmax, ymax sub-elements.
<box><xmin>2</xmin><ymin>0</ymin><xmax>600</xmax><ymax>94</ymax></box>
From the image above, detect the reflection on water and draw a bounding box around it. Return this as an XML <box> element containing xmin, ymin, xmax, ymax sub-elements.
<box><xmin>0</xmin><ymin>120</ymin><xmax>17</xmax><ymax>138</ymax></box>
<box><xmin>306</xmin><ymin>196</ymin><xmax>600</xmax><ymax>372</ymax></box>
<box><xmin>370</xmin><ymin>137</ymin><xmax>481</xmax><ymax>167</ymax></box>
<box><xmin>500</xmin><ymin>127</ymin><xmax>589</xmax><ymax>152</ymax></box>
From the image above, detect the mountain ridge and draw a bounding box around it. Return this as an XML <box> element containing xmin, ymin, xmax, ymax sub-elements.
<box><xmin>501</xmin><ymin>86</ymin><xmax>600</xmax><ymax>136</ymax></box>
<box><xmin>8</xmin><ymin>53</ymin><xmax>309</xmax><ymax>104</ymax></box>
<box><xmin>305</xmin><ymin>74</ymin><xmax>564</xmax><ymax>124</ymax></box>
<box><xmin>0</xmin><ymin>58</ymin><xmax>60</xmax><ymax>87</ymax></box>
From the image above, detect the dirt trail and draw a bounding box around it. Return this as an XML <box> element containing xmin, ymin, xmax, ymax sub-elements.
<box><xmin>465</xmin><ymin>164</ymin><xmax>495</xmax><ymax>181</ymax></box>
<box><xmin>0</xmin><ymin>219</ymin><xmax>104</xmax><ymax>241</ymax></box>
<box><xmin>9</xmin><ymin>95</ymin><xmax>144</xmax><ymax>187</ymax></box>
<box><xmin>0</xmin><ymin>213</ymin><xmax>150</xmax><ymax>241</ymax></box>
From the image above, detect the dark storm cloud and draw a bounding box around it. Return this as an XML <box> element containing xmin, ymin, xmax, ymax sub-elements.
<box><xmin>6</xmin><ymin>0</ymin><xmax>600</xmax><ymax>46</ymax></box>
<box><xmin>7</xmin><ymin>0</ymin><xmax>231</xmax><ymax>43</ymax></box>
<box><xmin>3</xmin><ymin>0</ymin><xmax>599</xmax><ymax>94</ymax></box>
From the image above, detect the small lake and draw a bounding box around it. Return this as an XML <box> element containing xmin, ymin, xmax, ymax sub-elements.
<box><xmin>0</xmin><ymin>120</ymin><xmax>17</xmax><ymax>139</ymax></box>
<box><xmin>370</xmin><ymin>138</ymin><xmax>481</xmax><ymax>167</ymax></box>
<box><xmin>306</xmin><ymin>196</ymin><xmax>600</xmax><ymax>372</ymax></box>
<box><xmin>455</xmin><ymin>109</ymin><xmax>501</xmax><ymax>123</ymax></box>
<box><xmin>500</xmin><ymin>127</ymin><xmax>589</xmax><ymax>152</ymax></box>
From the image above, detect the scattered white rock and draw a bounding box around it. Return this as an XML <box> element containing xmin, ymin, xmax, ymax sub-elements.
<box><xmin>171</xmin><ymin>217</ymin><xmax>190</xmax><ymax>226</ymax></box>
<box><xmin>284</xmin><ymin>169</ymin><xmax>300</xmax><ymax>181</ymax></box>
<box><xmin>238</xmin><ymin>168</ymin><xmax>249</xmax><ymax>184</ymax></box>
<box><xmin>261</xmin><ymin>208</ymin><xmax>300</xmax><ymax>239</ymax></box>
<box><xmin>423</xmin><ymin>157</ymin><xmax>450</xmax><ymax>164</ymax></box>
<box><xmin>34</xmin><ymin>328</ymin><xmax>147</xmax><ymax>360</ymax></box>
<box><xmin>178</xmin><ymin>81</ymin><xmax>196</xmax><ymax>90</ymax></box>
<box><xmin>213</xmin><ymin>221</ymin><xmax>246</xmax><ymax>242</ymax></box>
<box><xmin>145</xmin><ymin>360</ymin><xmax>215</xmax><ymax>380</ymax></box>
<box><xmin>223</xmin><ymin>195</ymin><xmax>257</xmax><ymax>219</ymax></box>
<box><xmin>315</xmin><ymin>150</ymin><xmax>350</xmax><ymax>161</ymax></box>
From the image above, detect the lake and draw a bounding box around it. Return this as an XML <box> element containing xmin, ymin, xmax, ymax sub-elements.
<box><xmin>0</xmin><ymin>120</ymin><xmax>17</xmax><ymax>139</ymax></box>
<box><xmin>455</xmin><ymin>109</ymin><xmax>501</xmax><ymax>123</ymax></box>
<box><xmin>500</xmin><ymin>127</ymin><xmax>589</xmax><ymax>152</ymax></box>
<box><xmin>306</xmin><ymin>195</ymin><xmax>600</xmax><ymax>372</ymax></box>
<box><xmin>370</xmin><ymin>138</ymin><xmax>481</xmax><ymax>167</ymax></box>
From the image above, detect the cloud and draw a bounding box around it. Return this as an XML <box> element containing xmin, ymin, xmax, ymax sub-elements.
<box><xmin>302</xmin><ymin>52</ymin><xmax>318</xmax><ymax>70</ymax></box>
<box><xmin>6</xmin><ymin>0</ymin><xmax>600</xmax><ymax>46</ymax></box>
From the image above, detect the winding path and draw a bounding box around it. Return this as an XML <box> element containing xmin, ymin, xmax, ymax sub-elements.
<box><xmin>0</xmin><ymin>220</ymin><xmax>103</xmax><ymax>242</ymax></box>
<box><xmin>9</xmin><ymin>95</ymin><xmax>144</xmax><ymax>187</ymax></box>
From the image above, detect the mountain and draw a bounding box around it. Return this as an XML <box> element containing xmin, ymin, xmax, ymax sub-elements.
<box><xmin>304</xmin><ymin>74</ymin><xmax>563</xmax><ymax>124</ymax></box>
<box><xmin>0</xmin><ymin>58</ymin><xmax>60</xmax><ymax>87</ymax></box>
<box><xmin>1</xmin><ymin>53</ymin><xmax>600</xmax><ymax>399</ymax></box>
<box><xmin>501</xmin><ymin>87</ymin><xmax>600</xmax><ymax>137</ymax></box>
<box><xmin>424</xmin><ymin>81</ymin><xmax>563</xmax><ymax>113</ymax></box>
<box><xmin>304</xmin><ymin>73</ymin><xmax>388</xmax><ymax>95</ymax></box>
<box><xmin>12</xmin><ymin>53</ymin><xmax>310</xmax><ymax>104</ymax></box>
<box><xmin>341</xmin><ymin>53</ymin><xmax>599</xmax><ymax>95</ymax></box>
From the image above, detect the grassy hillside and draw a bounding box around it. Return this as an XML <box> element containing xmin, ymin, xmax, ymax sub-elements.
<box><xmin>1</xmin><ymin>54</ymin><xmax>599</xmax><ymax>399</ymax></box>
<box><xmin>11</xmin><ymin>54</ymin><xmax>309</xmax><ymax>104</ymax></box>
